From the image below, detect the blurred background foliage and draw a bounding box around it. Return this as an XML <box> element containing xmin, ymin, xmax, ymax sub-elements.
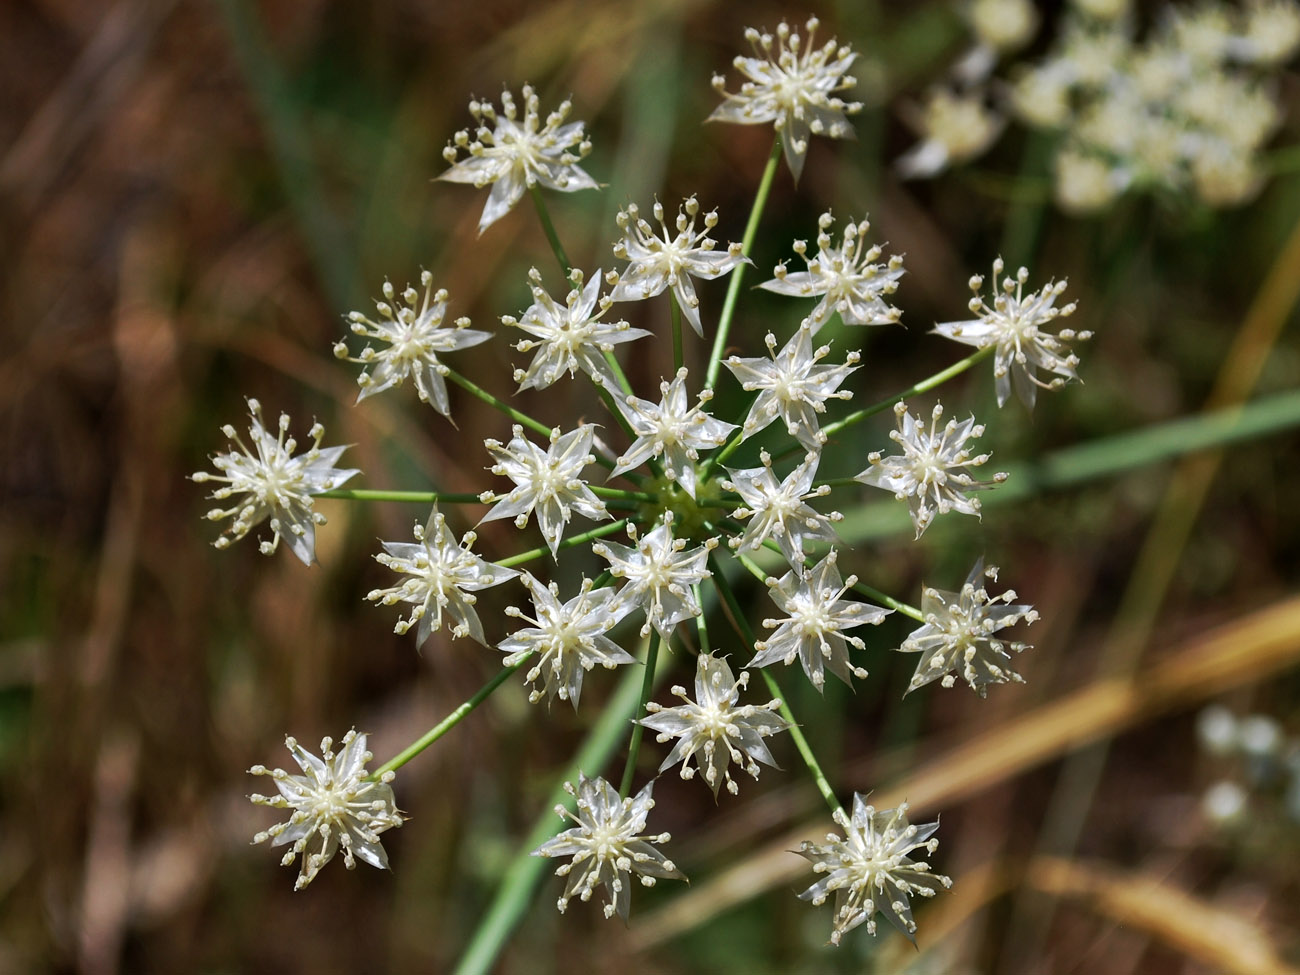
<box><xmin>2</xmin><ymin>0</ymin><xmax>1300</xmax><ymax>972</ymax></box>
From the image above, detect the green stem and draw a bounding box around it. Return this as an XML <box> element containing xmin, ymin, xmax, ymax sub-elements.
<box><xmin>445</xmin><ymin>367</ymin><xmax>552</xmax><ymax>439</ymax></box>
<box><xmin>692</xmin><ymin>583</ymin><xmax>711</xmax><ymax>655</ymax></box>
<box><xmin>811</xmin><ymin>478</ymin><xmax>861</xmax><ymax>491</ymax></box>
<box><xmin>530</xmin><ymin>184</ymin><xmax>573</xmax><ymax>277</ymax></box>
<box><xmin>619</xmin><ymin>631</ymin><xmax>662</xmax><ymax>797</ymax></box>
<box><xmin>452</xmin><ymin>657</ymin><xmax>652</xmax><ymax>975</ymax></box>
<box><xmin>708</xmin><ymin>556</ymin><xmax>841</xmax><ymax>817</ymax></box>
<box><xmin>588</xmin><ymin>486</ymin><xmax>657</xmax><ymax>503</ymax></box>
<box><xmin>670</xmin><ymin>294</ymin><xmax>684</xmax><ymax>373</ymax></box>
<box><xmin>705</xmin><ymin>137</ymin><xmax>783</xmax><ymax>390</ymax></box>
<box><xmin>319</xmin><ymin>489</ymin><xmax>482</xmax><ymax>504</ymax></box>
<box><xmin>495</xmin><ymin>519</ymin><xmax>628</xmax><ymax>569</ymax></box>
<box><xmin>372</xmin><ymin>657</ymin><xmax>528</xmax><ymax>779</ymax></box>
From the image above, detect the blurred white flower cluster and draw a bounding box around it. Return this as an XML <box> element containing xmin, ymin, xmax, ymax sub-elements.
<box><xmin>1196</xmin><ymin>705</ymin><xmax>1300</xmax><ymax>826</ymax></box>
<box><xmin>902</xmin><ymin>0</ymin><xmax>1300</xmax><ymax>211</ymax></box>
<box><xmin>194</xmin><ymin>14</ymin><xmax>1081</xmax><ymax>950</ymax></box>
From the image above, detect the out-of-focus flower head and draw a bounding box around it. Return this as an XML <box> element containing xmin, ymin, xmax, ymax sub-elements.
<box><xmin>896</xmin><ymin>89</ymin><xmax>1004</xmax><ymax>179</ymax></box>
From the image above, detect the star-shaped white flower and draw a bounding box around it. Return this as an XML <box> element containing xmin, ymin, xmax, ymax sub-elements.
<box><xmin>192</xmin><ymin>399</ymin><xmax>358</xmax><ymax>565</ymax></box>
<box><xmin>933</xmin><ymin>258</ymin><xmax>1089</xmax><ymax>409</ymax></box>
<box><xmin>897</xmin><ymin>559</ymin><xmax>1038</xmax><ymax>696</ymax></box>
<box><xmin>724</xmin><ymin>325</ymin><xmax>859</xmax><ymax>452</ymax></box>
<box><xmin>751</xmin><ymin>550</ymin><xmax>891</xmax><ymax>692</ymax></box>
<box><xmin>610</xmin><ymin>368</ymin><xmax>737</xmax><ymax>497</ymax></box>
<box><xmin>856</xmin><ymin>401</ymin><xmax>1006</xmax><ymax>538</ymax></box>
<box><xmin>759</xmin><ymin>212</ymin><xmax>904</xmax><ymax>333</ymax></box>
<box><xmin>533</xmin><ymin>774</ymin><xmax>685</xmax><ymax>921</ymax></box>
<box><xmin>479</xmin><ymin>424</ymin><xmax>609</xmax><ymax>558</ymax></box>
<box><xmin>798</xmin><ymin>796</ymin><xmax>951</xmax><ymax>945</ymax></box>
<box><xmin>439</xmin><ymin>85</ymin><xmax>598</xmax><ymax>233</ymax></box>
<box><xmin>640</xmin><ymin>652</ymin><xmax>789</xmax><ymax>797</ymax></box>
<box><xmin>607</xmin><ymin>197</ymin><xmax>748</xmax><ymax>336</ymax></box>
<box><xmin>366</xmin><ymin>507</ymin><xmax>518</xmax><ymax>647</ymax></box>
<box><xmin>592</xmin><ymin>513</ymin><xmax>716</xmax><ymax>639</ymax></box>
<box><xmin>504</xmin><ymin>267</ymin><xmax>649</xmax><ymax>391</ymax></box>
<box><xmin>709</xmin><ymin>17</ymin><xmax>862</xmax><ymax>182</ymax></box>
<box><xmin>335</xmin><ymin>272</ymin><xmax>490</xmax><ymax>414</ymax></box>
<box><xmin>723</xmin><ymin>451</ymin><xmax>841</xmax><ymax>566</ymax></box>
<box><xmin>249</xmin><ymin>730</ymin><xmax>404</xmax><ymax>891</ymax></box>
<box><xmin>499</xmin><ymin>573</ymin><xmax>636</xmax><ymax>708</ymax></box>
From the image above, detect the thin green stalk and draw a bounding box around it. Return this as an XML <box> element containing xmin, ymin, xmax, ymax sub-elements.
<box><xmin>319</xmin><ymin>489</ymin><xmax>482</xmax><ymax>504</ymax></box>
<box><xmin>671</xmin><ymin>294</ymin><xmax>684</xmax><ymax>373</ymax></box>
<box><xmin>709</xmin><ymin>555</ymin><xmax>841</xmax><ymax>817</ymax></box>
<box><xmin>495</xmin><ymin>519</ymin><xmax>628</xmax><ymax>569</ymax></box>
<box><xmin>445</xmin><ymin>367</ymin><xmax>552</xmax><ymax>439</ymax></box>
<box><xmin>588</xmin><ymin>486</ymin><xmax>657</xmax><ymax>503</ymax></box>
<box><xmin>619</xmin><ymin>631</ymin><xmax>662</xmax><ymax>797</ymax></box>
<box><xmin>530</xmin><ymin>184</ymin><xmax>573</xmax><ymax>277</ymax></box>
<box><xmin>452</xmin><ymin>654</ymin><xmax>652</xmax><ymax>975</ymax></box>
<box><xmin>705</xmin><ymin>138</ymin><xmax>783</xmax><ymax>390</ymax></box>
<box><xmin>372</xmin><ymin>658</ymin><xmax>528</xmax><ymax>779</ymax></box>
<box><xmin>812</xmin><ymin>478</ymin><xmax>861</xmax><ymax>491</ymax></box>
<box><xmin>692</xmin><ymin>583</ymin><xmax>711</xmax><ymax>655</ymax></box>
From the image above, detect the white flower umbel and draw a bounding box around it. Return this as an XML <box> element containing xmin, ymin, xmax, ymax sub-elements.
<box><xmin>639</xmin><ymin>652</ymin><xmax>789</xmax><ymax>797</ymax></box>
<box><xmin>249</xmin><ymin>731</ymin><xmax>404</xmax><ymax>891</ymax></box>
<box><xmin>856</xmin><ymin>402</ymin><xmax>1006</xmax><ymax>538</ymax></box>
<box><xmin>479</xmin><ymin>424</ymin><xmax>609</xmax><ymax>558</ymax></box>
<box><xmin>724</xmin><ymin>325</ymin><xmax>860</xmax><ymax>452</ymax></box>
<box><xmin>439</xmin><ymin>85</ymin><xmax>598</xmax><ymax>233</ymax></box>
<box><xmin>193</xmin><ymin>399</ymin><xmax>358</xmax><ymax>565</ymax></box>
<box><xmin>592</xmin><ymin>513</ymin><xmax>716</xmax><ymax>639</ymax></box>
<box><xmin>751</xmin><ymin>550</ymin><xmax>891</xmax><ymax>692</ymax></box>
<box><xmin>607</xmin><ymin>197</ymin><xmax>748</xmax><ymax>336</ymax></box>
<box><xmin>798</xmin><ymin>796</ymin><xmax>951</xmax><ymax>945</ymax></box>
<box><xmin>759</xmin><ymin>212</ymin><xmax>904</xmax><ymax>333</ymax></box>
<box><xmin>724</xmin><ymin>451</ymin><xmax>841</xmax><ymax>567</ymax></box>
<box><xmin>897</xmin><ymin>559</ymin><xmax>1038</xmax><ymax>697</ymax></box>
<box><xmin>933</xmin><ymin>259</ymin><xmax>1089</xmax><ymax>409</ymax></box>
<box><xmin>533</xmin><ymin>774</ymin><xmax>685</xmax><ymax>921</ymax></box>
<box><xmin>499</xmin><ymin>573</ymin><xmax>636</xmax><ymax>708</ymax></box>
<box><xmin>367</xmin><ymin>508</ymin><xmax>518</xmax><ymax>647</ymax></box>
<box><xmin>336</xmin><ymin>272</ymin><xmax>489</xmax><ymax>414</ymax></box>
<box><xmin>709</xmin><ymin>17</ymin><xmax>862</xmax><ymax>182</ymax></box>
<box><xmin>504</xmin><ymin>267</ymin><xmax>649</xmax><ymax>391</ymax></box>
<box><xmin>610</xmin><ymin>368</ymin><xmax>737</xmax><ymax>497</ymax></box>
